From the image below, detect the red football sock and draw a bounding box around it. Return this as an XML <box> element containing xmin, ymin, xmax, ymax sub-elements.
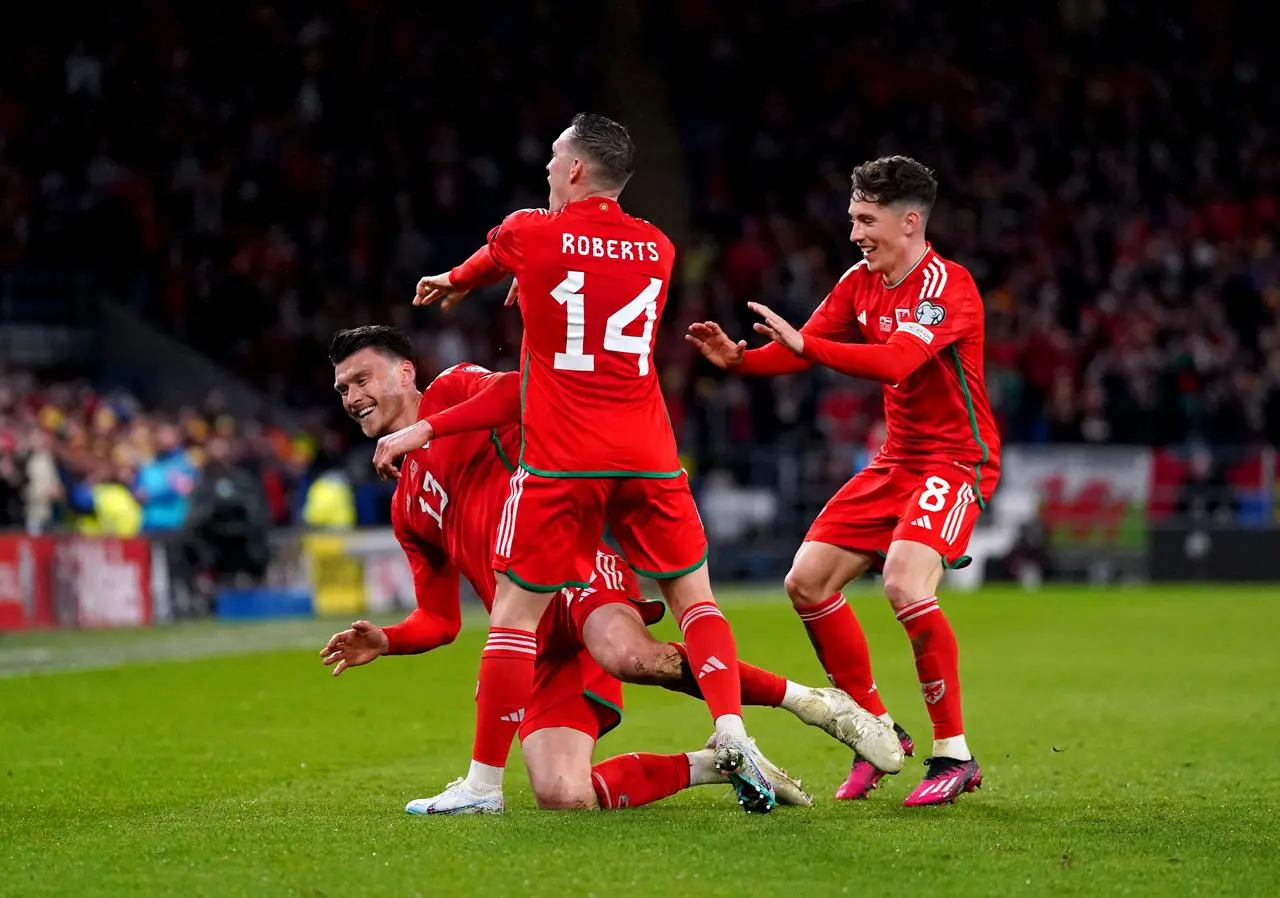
<box><xmin>677</xmin><ymin>602</ymin><xmax>742</xmax><ymax>720</ymax></box>
<box><xmin>471</xmin><ymin>627</ymin><xmax>537</xmax><ymax>768</ymax></box>
<box><xmin>591</xmin><ymin>752</ymin><xmax>691</xmax><ymax>810</ymax></box>
<box><xmin>896</xmin><ymin>596</ymin><xmax>963</xmax><ymax>739</ymax></box>
<box><xmin>796</xmin><ymin>593</ymin><xmax>887</xmax><ymax>716</ymax></box>
<box><xmin>668</xmin><ymin>642</ymin><xmax>786</xmax><ymax>707</ymax></box>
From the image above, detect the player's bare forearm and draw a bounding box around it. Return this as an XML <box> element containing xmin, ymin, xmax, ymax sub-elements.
<box><xmin>800</xmin><ymin>336</ymin><xmax>931</xmax><ymax>384</ymax></box>
<box><xmin>425</xmin><ymin>373</ymin><xmax>520</xmax><ymax>437</ymax></box>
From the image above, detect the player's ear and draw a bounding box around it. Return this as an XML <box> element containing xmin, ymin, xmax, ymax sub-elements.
<box><xmin>569</xmin><ymin>157</ymin><xmax>585</xmax><ymax>184</ymax></box>
<box><xmin>902</xmin><ymin>208</ymin><xmax>922</xmax><ymax>236</ymax></box>
<box><xmin>399</xmin><ymin>360</ymin><xmax>416</xmax><ymax>388</ymax></box>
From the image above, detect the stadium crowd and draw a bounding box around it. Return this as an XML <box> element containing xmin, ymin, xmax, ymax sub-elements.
<box><xmin>1</xmin><ymin>1</ymin><xmax>1277</xmax><ymax>540</ymax></box>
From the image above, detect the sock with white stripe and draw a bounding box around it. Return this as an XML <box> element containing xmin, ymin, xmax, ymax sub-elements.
<box><xmin>895</xmin><ymin>596</ymin><xmax>967</xmax><ymax>753</ymax></box>
<box><xmin>471</xmin><ymin>626</ymin><xmax>537</xmax><ymax>770</ymax></box>
<box><xmin>591</xmin><ymin>752</ymin><xmax>692</xmax><ymax>810</ymax></box>
<box><xmin>677</xmin><ymin>601</ymin><xmax>743</xmax><ymax>723</ymax></box>
<box><xmin>796</xmin><ymin>593</ymin><xmax>887</xmax><ymax>716</ymax></box>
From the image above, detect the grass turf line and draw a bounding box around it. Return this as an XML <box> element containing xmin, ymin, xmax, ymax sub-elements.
<box><xmin>2</xmin><ymin>586</ymin><xmax>1278</xmax><ymax>897</ymax></box>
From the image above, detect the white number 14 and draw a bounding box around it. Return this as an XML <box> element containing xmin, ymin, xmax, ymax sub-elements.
<box><xmin>551</xmin><ymin>271</ymin><xmax>662</xmax><ymax>375</ymax></box>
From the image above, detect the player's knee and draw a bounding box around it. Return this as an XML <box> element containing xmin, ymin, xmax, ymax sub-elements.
<box><xmin>530</xmin><ymin>775</ymin><xmax>597</xmax><ymax>811</ymax></box>
<box><xmin>882</xmin><ymin>567</ymin><xmax>928</xmax><ymax>611</ymax></box>
<box><xmin>784</xmin><ymin>567</ymin><xmax>827</xmax><ymax>608</ymax></box>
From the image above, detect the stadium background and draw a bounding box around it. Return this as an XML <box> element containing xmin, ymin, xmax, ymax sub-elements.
<box><xmin>4</xmin><ymin>3</ymin><xmax>1280</xmax><ymax>895</ymax></box>
<box><xmin>3</xmin><ymin>0</ymin><xmax>1276</xmax><ymax>625</ymax></box>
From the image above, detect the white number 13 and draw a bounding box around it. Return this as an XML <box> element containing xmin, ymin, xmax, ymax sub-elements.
<box><xmin>551</xmin><ymin>271</ymin><xmax>662</xmax><ymax>375</ymax></box>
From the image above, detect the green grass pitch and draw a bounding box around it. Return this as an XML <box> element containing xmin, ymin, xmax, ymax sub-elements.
<box><xmin>3</xmin><ymin>585</ymin><xmax>1278</xmax><ymax>897</ymax></box>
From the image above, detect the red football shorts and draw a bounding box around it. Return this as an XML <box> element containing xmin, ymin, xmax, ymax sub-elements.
<box><xmin>519</xmin><ymin>547</ymin><xmax>664</xmax><ymax>741</ymax></box>
<box><xmin>805</xmin><ymin>462</ymin><xmax>994</xmax><ymax>569</ymax></box>
<box><xmin>494</xmin><ymin>470</ymin><xmax>708</xmax><ymax>592</ymax></box>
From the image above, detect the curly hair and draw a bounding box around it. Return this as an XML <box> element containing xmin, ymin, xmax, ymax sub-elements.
<box><xmin>850</xmin><ymin>155</ymin><xmax>938</xmax><ymax>212</ymax></box>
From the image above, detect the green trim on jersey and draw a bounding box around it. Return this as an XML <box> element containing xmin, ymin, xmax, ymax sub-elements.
<box><xmin>947</xmin><ymin>346</ymin><xmax>991</xmax><ymax>510</ymax></box>
<box><xmin>489</xmin><ymin>429</ymin><xmax>516</xmax><ymax>473</ymax></box>
<box><xmin>629</xmin><ymin>548</ymin><xmax>709</xmax><ymax>580</ymax></box>
<box><xmin>505</xmin><ymin>567</ymin><xmax>591</xmax><ymax>594</ymax></box>
<box><xmin>516</xmin><ymin>348</ymin><xmax>684</xmax><ymax>480</ymax></box>
<box><xmin>584</xmin><ymin>690</ymin><xmax>623</xmax><ymax>740</ymax></box>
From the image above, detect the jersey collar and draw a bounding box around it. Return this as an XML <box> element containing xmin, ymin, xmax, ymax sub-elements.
<box><xmin>882</xmin><ymin>243</ymin><xmax>933</xmax><ymax>290</ymax></box>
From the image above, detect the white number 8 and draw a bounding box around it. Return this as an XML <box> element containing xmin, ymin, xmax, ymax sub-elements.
<box><xmin>918</xmin><ymin>476</ymin><xmax>951</xmax><ymax>513</ymax></box>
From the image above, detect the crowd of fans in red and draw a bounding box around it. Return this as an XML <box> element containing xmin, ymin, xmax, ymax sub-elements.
<box><xmin>1</xmin><ymin>1</ymin><xmax>1275</xmax><ymax>534</ymax></box>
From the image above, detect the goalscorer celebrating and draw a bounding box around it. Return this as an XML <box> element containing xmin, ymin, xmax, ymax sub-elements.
<box><xmin>321</xmin><ymin>325</ymin><xmax>903</xmax><ymax>814</ymax></box>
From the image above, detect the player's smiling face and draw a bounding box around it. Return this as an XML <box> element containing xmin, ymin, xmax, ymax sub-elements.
<box><xmin>849</xmin><ymin>197</ymin><xmax>912</xmax><ymax>275</ymax></box>
<box><xmin>334</xmin><ymin>348</ymin><xmax>416</xmax><ymax>439</ymax></box>
<box><xmin>547</xmin><ymin>127</ymin><xmax>582</xmax><ymax>212</ymax></box>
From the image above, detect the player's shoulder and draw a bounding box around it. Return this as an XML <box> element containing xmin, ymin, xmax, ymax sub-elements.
<box><xmin>826</xmin><ymin>259</ymin><xmax>871</xmax><ymax>301</ymax></box>
<box><xmin>926</xmin><ymin>250</ymin><xmax>979</xmax><ymax>294</ymax></box>
<box><xmin>497</xmin><ymin>207</ymin><xmax>552</xmax><ymax>234</ymax></box>
<box><xmin>836</xmin><ymin>259</ymin><xmax>872</xmax><ymax>286</ymax></box>
<box><xmin>420</xmin><ymin>362</ymin><xmax>493</xmax><ymax>415</ymax></box>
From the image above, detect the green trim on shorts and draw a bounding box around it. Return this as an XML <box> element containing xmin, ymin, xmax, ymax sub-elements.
<box><xmin>489</xmin><ymin>429</ymin><xmax>517</xmax><ymax>473</ymax></box>
<box><xmin>585</xmin><ymin>689</ymin><xmax>623</xmax><ymax>740</ymax></box>
<box><xmin>504</xmin><ymin>568</ymin><xmax>590</xmax><ymax>594</ymax></box>
<box><xmin>881</xmin><ymin>545</ymin><xmax>971</xmax><ymax>570</ymax></box>
<box><xmin>518</xmin><ymin>461</ymin><xmax>684</xmax><ymax>479</ymax></box>
<box><xmin>629</xmin><ymin>547</ymin><xmax>709</xmax><ymax>580</ymax></box>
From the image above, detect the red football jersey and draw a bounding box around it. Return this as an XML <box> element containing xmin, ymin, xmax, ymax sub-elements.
<box><xmin>800</xmin><ymin>247</ymin><xmax>1002</xmax><ymax>492</ymax></box>
<box><xmin>485</xmin><ymin>199</ymin><xmax>681</xmax><ymax>477</ymax></box>
<box><xmin>389</xmin><ymin>363</ymin><xmax>520</xmax><ymax>631</ymax></box>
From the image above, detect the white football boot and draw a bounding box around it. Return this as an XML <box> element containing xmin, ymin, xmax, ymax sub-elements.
<box><xmin>700</xmin><ymin>737</ymin><xmax>809</xmax><ymax>808</ymax></box>
<box><xmin>711</xmin><ymin>732</ymin><xmax>777</xmax><ymax>813</ymax></box>
<box><xmin>405</xmin><ymin>777</ymin><xmax>504</xmax><ymax>815</ymax></box>
<box><xmin>786</xmin><ymin>686</ymin><xmax>905</xmax><ymax>773</ymax></box>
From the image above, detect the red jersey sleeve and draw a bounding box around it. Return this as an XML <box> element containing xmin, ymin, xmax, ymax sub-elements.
<box><xmin>739</xmin><ymin>268</ymin><xmax>864</xmax><ymax>376</ymax></box>
<box><xmin>383</xmin><ymin>531</ymin><xmax>462</xmax><ymax>655</ymax></box>
<box><xmin>449</xmin><ymin>208</ymin><xmax>548</xmax><ymax>289</ymax></box>
<box><xmin>425</xmin><ymin>371</ymin><xmax>520</xmax><ymax>438</ymax></box>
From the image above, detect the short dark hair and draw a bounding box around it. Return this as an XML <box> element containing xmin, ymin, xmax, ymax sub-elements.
<box><xmin>568</xmin><ymin>112</ymin><xmax>635</xmax><ymax>190</ymax></box>
<box><xmin>328</xmin><ymin>325</ymin><xmax>415</xmax><ymax>366</ymax></box>
<box><xmin>850</xmin><ymin>155</ymin><xmax>938</xmax><ymax>213</ymax></box>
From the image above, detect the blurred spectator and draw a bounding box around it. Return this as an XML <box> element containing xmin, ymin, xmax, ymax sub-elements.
<box><xmin>135</xmin><ymin>423</ymin><xmax>196</xmax><ymax>533</ymax></box>
<box><xmin>22</xmin><ymin>430</ymin><xmax>62</xmax><ymax>534</ymax></box>
<box><xmin>302</xmin><ymin>469</ymin><xmax>356</xmax><ymax>531</ymax></box>
<box><xmin>186</xmin><ymin>436</ymin><xmax>271</xmax><ymax>601</ymax></box>
<box><xmin>1175</xmin><ymin>445</ymin><xmax>1237</xmax><ymax>525</ymax></box>
<box><xmin>0</xmin><ymin>434</ymin><xmax>26</xmax><ymax>529</ymax></box>
<box><xmin>82</xmin><ymin>457</ymin><xmax>142</xmax><ymax>537</ymax></box>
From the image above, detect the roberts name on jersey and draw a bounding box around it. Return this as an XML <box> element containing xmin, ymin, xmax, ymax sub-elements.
<box><xmin>561</xmin><ymin>233</ymin><xmax>661</xmax><ymax>263</ymax></box>
<box><xmin>481</xmin><ymin>199</ymin><xmax>683</xmax><ymax>478</ymax></box>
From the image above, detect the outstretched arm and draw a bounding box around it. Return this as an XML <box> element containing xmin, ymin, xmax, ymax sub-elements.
<box><xmin>750</xmin><ymin>302</ymin><xmax>931</xmax><ymax>384</ymax></box>
<box><xmin>687</xmin><ymin>285</ymin><xmax>860</xmax><ymax>376</ymax></box>
<box><xmin>318</xmin><ymin>540</ymin><xmax>462</xmax><ymax>674</ymax></box>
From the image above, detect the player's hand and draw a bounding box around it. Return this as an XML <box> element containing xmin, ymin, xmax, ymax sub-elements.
<box><xmin>504</xmin><ymin>279</ymin><xmax>520</xmax><ymax>307</ymax></box>
<box><xmin>749</xmin><ymin>302</ymin><xmax>805</xmax><ymax>355</ymax></box>
<box><xmin>320</xmin><ymin>620</ymin><xmax>390</xmax><ymax>677</ymax></box>
<box><xmin>414</xmin><ymin>272</ymin><xmax>471</xmax><ymax>310</ymax></box>
<box><xmin>685</xmin><ymin>321</ymin><xmax>746</xmax><ymax>369</ymax></box>
<box><xmin>372</xmin><ymin>419</ymin><xmax>433</xmax><ymax>481</ymax></box>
